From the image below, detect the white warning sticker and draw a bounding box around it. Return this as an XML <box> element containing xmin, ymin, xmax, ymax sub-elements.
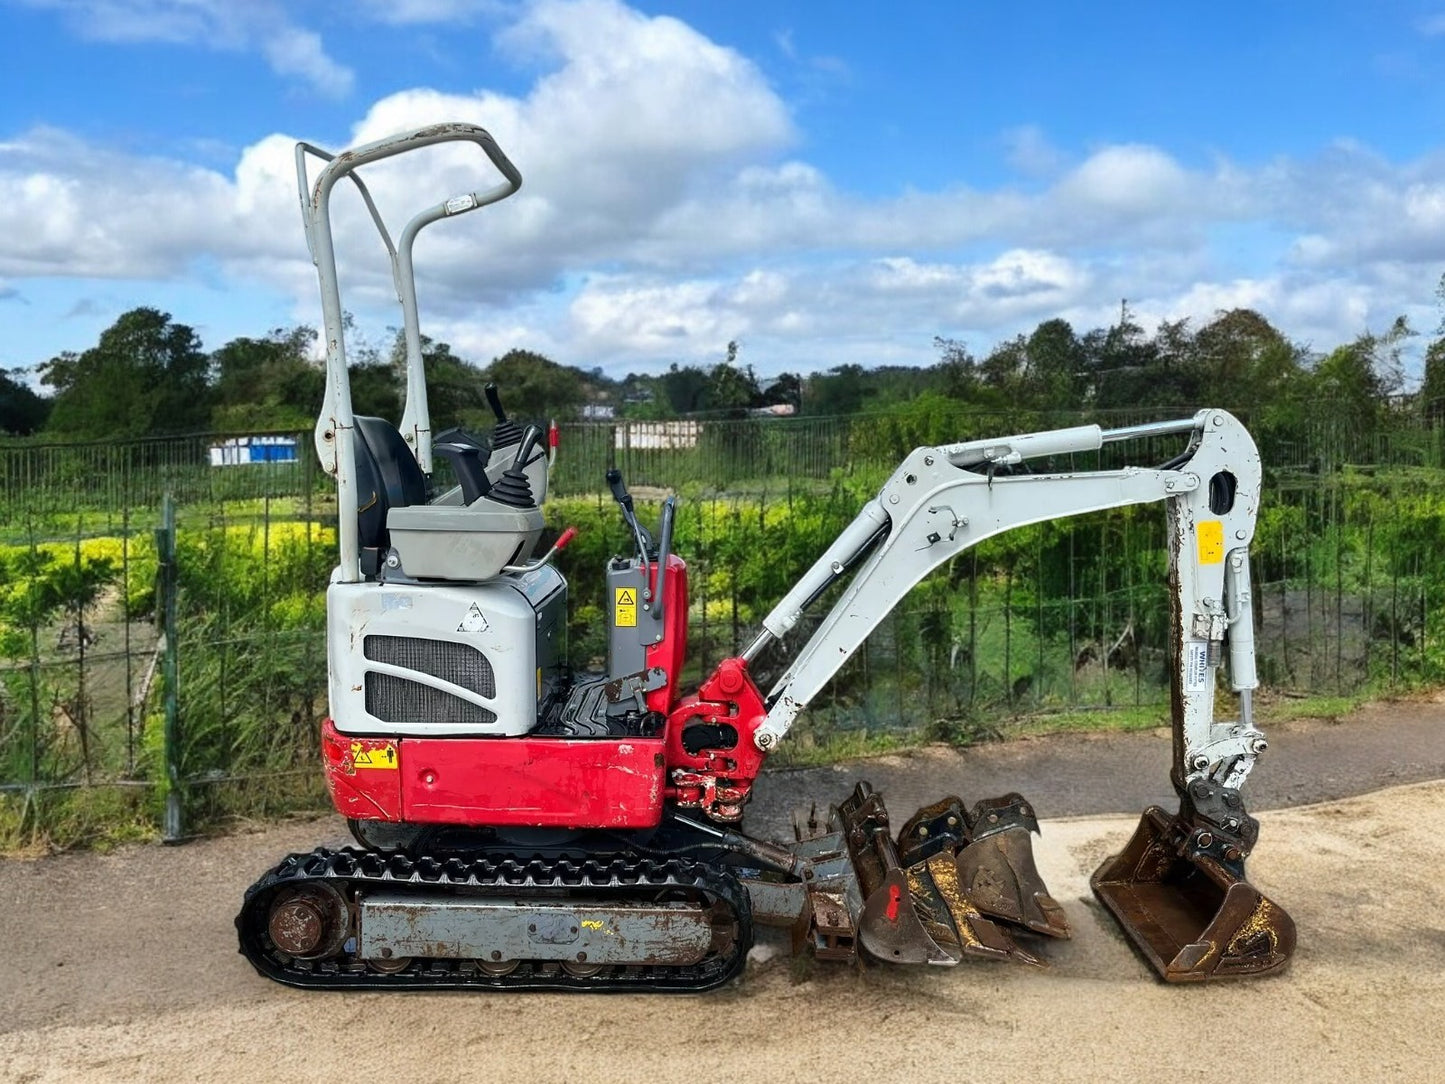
<box><xmin>1184</xmin><ymin>642</ymin><xmax>1211</xmax><ymax>691</ymax></box>
<box><xmin>458</xmin><ymin>603</ymin><xmax>490</xmax><ymax>634</ymax></box>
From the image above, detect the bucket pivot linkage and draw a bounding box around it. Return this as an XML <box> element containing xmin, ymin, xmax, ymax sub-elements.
<box><xmin>834</xmin><ymin>782</ymin><xmax>1070</xmax><ymax>967</ymax></box>
<box><xmin>1092</xmin><ymin>778</ymin><xmax>1296</xmax><ymax>982</ymax></box>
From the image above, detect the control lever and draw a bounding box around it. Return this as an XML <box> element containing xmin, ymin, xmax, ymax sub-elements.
<box><xmin>486</xmin><ymin>425</ymin><xmax>544</xmax><ymax>509</ymax></box>
<box><xmin>503</xmin><ymin>525</ymin><xmax>578</xmax><ymax>573</ymax></box>
<box><xmin>652</xmin><ymin>496</ymin><xmax>676</xmax><ymax>624</ymax></box>
<box><xmin>485</xmin><ymin>383</ymin><xmax>523</xmax><ymax>451</ymax></box>
<box><xmin>432</xmin><ymin>441</ymin><xmax>491</xmax><ymax>504</ymax></box>
<box><xmin>607</xmin><ymin>468</ymin><xmax>654</xmax><ymax>601</ymax></box>
<box><xmin>607</xmin><ymin>469</ymin><xmax>654</xmax><ymax>552</ymax></box>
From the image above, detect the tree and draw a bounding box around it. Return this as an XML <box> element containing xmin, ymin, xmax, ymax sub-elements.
<box><xmin>40</xmin><ymin>308</ymin><xmax>211</xmax><ymax>439</ymax></box>
<box><xmin>1423</xmin><ymin>274</ymin><xmax>1445</xmax><ymax>424</ymax></box>
<box><xmin>482</xmin><ymin>349</ymin><xmax>589</xmax><ymax>423</ymax></box>
<box><xmin>385</xmin><ymin>330</ymin><xmax>485</xmax><ymax>431</ymax></box>
<box><xmin>1309</xmin><ymin>317</ymin><xmax>1411</xmax><ymax>435</ymax></box>
<box><xmin>659</xmin><ymin>364</ymin><xmax>709</xmax><ymax>414</ymax></box>
<box><xmin>1080</xmin><ymin>303</ymin><xmax>1165</xmax><ymax>409</ymax></box>
<box><xmin>0</xmin><ymin>368</ymin><xmax>49</xmax><ymax>435</ymax></box>
<box><xmin>759</xmin><ymin>371</ymin><xmax>802</xmax><ymax>411</ymax></box>
<box><xmin>210</xmin><ymin>326</ymin><xmax>323</xmax><ymax>431</ymax></box>
<box><xmin>1193</xmin><ymin>309</ymin><xmax>1302</xmax><ymax>404</ymax></box>
<box><xmin>700</xmin><ymin>360</ymin><xmax>760</xmax><ymax>416</ymax></box>
<box><xmin>933</xmin><ymin>337</ymin><xmax>974</xmax><ymax>399</ymax></box>
<box><xmin>1022</xmin><ymin>318</ymin><xmax>1086</xmax><ymax>409</ymax></box>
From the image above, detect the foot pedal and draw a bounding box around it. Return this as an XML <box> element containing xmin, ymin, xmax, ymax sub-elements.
<box><xmin>1092</xmin><ymin>781</ymin><xmax>1295</xmax><ymax>982</ymax></box>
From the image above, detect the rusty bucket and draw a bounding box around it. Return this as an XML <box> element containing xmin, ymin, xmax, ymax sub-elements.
<box><xmin>1092</xmin><ymin>788</ymin><xmax>1296</xmax><ymax>982</ymax></box>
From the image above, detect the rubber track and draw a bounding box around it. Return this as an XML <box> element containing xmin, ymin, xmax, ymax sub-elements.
<box><xmin>236</xmin><ymin>847</ymin><xmax>753</xmax><ymax>993</ymax></box>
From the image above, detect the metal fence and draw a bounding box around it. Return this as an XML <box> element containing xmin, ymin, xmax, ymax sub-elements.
<box><xmin>2</xmin><ymin>406</ymin><xmax>1443</xmax><ymax>845</ymax></box>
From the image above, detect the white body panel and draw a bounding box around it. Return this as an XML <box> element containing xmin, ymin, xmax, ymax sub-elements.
<box><xmin>327</xmin><ymin>565</ymin><xmax>564</xmax><ymax>737</ymax></box>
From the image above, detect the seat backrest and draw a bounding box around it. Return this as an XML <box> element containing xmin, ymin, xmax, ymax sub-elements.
<box><xmin>353</xmin><ymin>416</ymin><xmax>429</xmax><ymax>573</ymax></box>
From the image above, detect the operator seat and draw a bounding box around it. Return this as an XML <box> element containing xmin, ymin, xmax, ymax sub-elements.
<box><xmin>352</xmin><ymin>416</ymin><xmax>428</xmax><ymax>577</ymax></box>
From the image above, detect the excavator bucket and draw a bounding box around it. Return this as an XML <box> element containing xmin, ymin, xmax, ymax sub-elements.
<box><xmin>838</xmin><ymin>783</ymin><xmax>1056</xmax><ymax>967</ymax></box>
<box><xmin>1092</xmin><ymin>782</ymin><xmax>1296</xmax><ymax>982</ymax></box>
<box><xmin>898</xmin><ymin>793</ymin><xmax>1071</xmax><ymax>940</ymax></box>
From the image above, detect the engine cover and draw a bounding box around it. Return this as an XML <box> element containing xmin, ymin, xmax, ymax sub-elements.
<box><xmin>327</xmin><ymin>564</ymin><xmax>566</xmax><ymax>737</ymax></box>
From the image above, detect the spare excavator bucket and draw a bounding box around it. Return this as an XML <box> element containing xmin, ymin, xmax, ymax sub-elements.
<box><xmin>1092</xmin><ymin>782</ymin><xmax>1296</xmax><ymax>982</ymax></box>
<box><xmin>898</xmin><ymin>793</ymin><xmax>1071</xmax><ymax>941</ymax></box>
<box><xmin>838</xmin><ymin>783</ymin><xmax>1059</xmax><ymax>968</ymax></box>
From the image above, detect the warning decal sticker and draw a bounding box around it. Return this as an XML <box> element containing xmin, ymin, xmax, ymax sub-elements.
<box><xmin>614</xmin><ymin>587</ymin><xmax>638</xmax><ymax>628</ymax></box>
<box><xmin>350</xmin><ymin>741</ymin><xmax>398</xmax><ymax>770</ymax></box>
<box><xmin>458</xmin><ymin>603</ymin><xmax>490</xmax><ymax>634</ymax></box>
<box><xmin>1196</xmin><ymin>520</ymin><xmax>1225</xmax><ymax>565</ymax></box>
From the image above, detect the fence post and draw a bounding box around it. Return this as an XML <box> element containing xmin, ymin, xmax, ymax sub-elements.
<box><xmin>156</xmin><ymin>493</ymin><xmax>183</xmax><ymax>843</ymax></box>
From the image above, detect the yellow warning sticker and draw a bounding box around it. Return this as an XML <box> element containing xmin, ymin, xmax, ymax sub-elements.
<box><xmin>1197</xmin><ymin>520</ymin><xmax>1225</xmax><ymax>565</ymax></box>
<box><xmin>350</xmin><ymin>741</ymin><xmax>398</xmax><ymax>770</ymax></box>
<box><xmin>614</xmin><ymin>586</ymin><xmax>638</xmax><ymax>628</ymax></box>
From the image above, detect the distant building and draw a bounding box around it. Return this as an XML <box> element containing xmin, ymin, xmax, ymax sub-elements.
<box><xmin>209</xmin><ymin>435</ymin><xmax>299</xmax><ymax>467</ymax></box>
<box><xmin>581</xmin><ymin>403</ymin><xmax>617</xmax><ymax>421</ymax></box>
<box><xmin>614</xmin><ymin>420</ymin><xmax>701</xmax><ymax>450</ymax></box>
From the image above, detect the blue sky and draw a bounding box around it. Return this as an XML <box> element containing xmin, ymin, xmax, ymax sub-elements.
<box><xmin>2</xmin><ymin>0</ymin><xmax>1444</xmax><ymax>385</ymax></box>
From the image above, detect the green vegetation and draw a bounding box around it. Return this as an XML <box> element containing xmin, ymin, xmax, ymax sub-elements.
<box><xmin>5</xmin><ymin>285</ymin><xmax>1445</xmax><ymax>849</ymax></box>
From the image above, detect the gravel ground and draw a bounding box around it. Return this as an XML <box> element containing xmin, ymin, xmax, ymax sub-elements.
<box><xmin>2</xmin><ymin>699</ymin><xmax>1442</xmax><ymax>1083</ymax></box>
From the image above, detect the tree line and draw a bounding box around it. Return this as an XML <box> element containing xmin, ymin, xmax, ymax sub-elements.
<box><xmin>3</xmin><ymin>288</ymin><xmax>1445</xmax><ymax>441</ymax></box>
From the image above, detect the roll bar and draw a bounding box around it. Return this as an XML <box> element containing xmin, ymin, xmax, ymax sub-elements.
<box><xmin>295</xmin><ymin>123</ymin><xmax>522</xmax><ymax>582</ymax></box>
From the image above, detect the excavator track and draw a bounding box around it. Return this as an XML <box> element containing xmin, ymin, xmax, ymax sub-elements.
<box><xmin>236</xmin><ymin>847</ymin><xmax>752</xmax><ymax>993</ymax></box>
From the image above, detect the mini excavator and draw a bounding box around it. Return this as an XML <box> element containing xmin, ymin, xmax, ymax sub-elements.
<box><xmin>237</xmin><ymin>123</ymin><xmax>1295</xmax><ymax>990</ymax></box>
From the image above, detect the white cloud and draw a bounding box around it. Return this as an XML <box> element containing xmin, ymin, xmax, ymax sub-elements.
<box><xmin>354</xmin><ymin>0</ymin><xmax>501</xmax><ymax>24</ymax></box>
<box><xmin>4</xmin><ymin>0</ymin><xmax>1445</xmax><ymax>379</ymax></box>
<box><xmin>14</xmin><ymin>0</ymin><xmax>354</xmax><ymax>96</ymax></box>
<box><xmin>1003</xmin><ymin>125</ymin><xmax>1066</xmax><ymax>177</ymax></box>
<box><xmin>1419</xmin><ymin>13</ymin><xmax>1445</xmax><ymax>36</ymax></box>
<box><xmin>262</xmin><ymin>25</ymin><xmax>354</xmax><ymax>98</ymax></box>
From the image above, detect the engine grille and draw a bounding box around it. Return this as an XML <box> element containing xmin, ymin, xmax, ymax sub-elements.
<box><xmin>364</xmin><ymin>672</ymin><xmax>498</xmax><ymax>728</ymax></box>
<box><xmin>363</xmin><ymin>634</ymin><xmax>496</xmax><ymax>697</ymax></box>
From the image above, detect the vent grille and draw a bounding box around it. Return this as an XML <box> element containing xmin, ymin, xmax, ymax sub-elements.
<box><xmin>364</xmin><ymin>673</ymin><xmax>498</xmax><ymax>728</ymax></box>
<box><xmin>363</xmin><ymin>634</ymin><xmax>496</xmax><ymax>697</ymax></box>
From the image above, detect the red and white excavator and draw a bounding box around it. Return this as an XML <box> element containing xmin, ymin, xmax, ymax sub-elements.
<box><xmin>237</xmin><ymin>123</ymin><xmax>1295</xmax><ymax>990</ymax></box>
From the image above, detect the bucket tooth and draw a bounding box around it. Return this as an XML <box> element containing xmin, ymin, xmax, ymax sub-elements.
<box><xmin>1092</xmin><ymin>782</ymin><xmax>1296</xmax><ymax>983</ymax></box>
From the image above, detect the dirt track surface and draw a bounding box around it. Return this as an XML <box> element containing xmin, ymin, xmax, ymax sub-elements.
<box><xmin>2</xmin><ymin>702</ymin><xmax>1444</xmax><ymax>1083</ymax></box>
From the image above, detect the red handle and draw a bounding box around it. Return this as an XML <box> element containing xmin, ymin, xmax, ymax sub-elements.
<box><xmin>555</xmin><ymin>526</ymin><xmax>578</xmax><ymax>551</ymax></box>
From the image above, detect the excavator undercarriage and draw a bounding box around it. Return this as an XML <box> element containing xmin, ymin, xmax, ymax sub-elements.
<box><xmin>236</xmin><ymin>122</ymin><xmax>1294</xmax><ymax>992</ymax></box>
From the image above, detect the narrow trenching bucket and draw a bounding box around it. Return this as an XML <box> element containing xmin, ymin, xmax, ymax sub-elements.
<box><xmin>1092</xmin><ymin>802</ymin><xmax>1296</xmax><ymax>982</ymax></box>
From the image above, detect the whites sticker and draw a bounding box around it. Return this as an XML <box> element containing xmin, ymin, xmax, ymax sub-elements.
<box><xmin>1184</xmin><ymin>642</ymin><xmax>1211</xmax><ymax>691</ymax></box>
<box><xmin>458</xmin><ymin>603</ymin><xmax>490</xmax><ymax>634</ymax></box>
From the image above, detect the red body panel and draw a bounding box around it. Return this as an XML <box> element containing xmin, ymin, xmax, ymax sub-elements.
<box><xmin>322</xmin><ymin>722</ymin><xmax>404</xmax><ymax>821</ymax></box>
<box><xmin>400</xmin><ymin>734</ymin><xmax>666</xmax><ymax>827</ymax></box>
<box><xmin>326</xmin><ymin>556</ymin><xmax>775</xmax><ymax>831</ymax></box>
